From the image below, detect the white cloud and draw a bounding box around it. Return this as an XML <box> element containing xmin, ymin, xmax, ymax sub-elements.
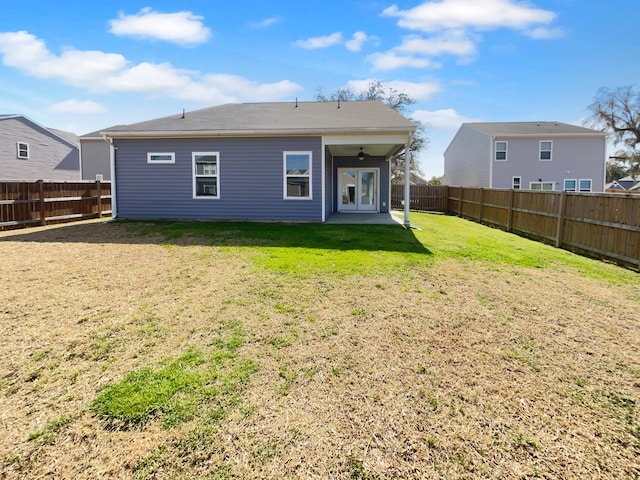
<box><xmin>397</xmin><ymin>31</ymin><xmax>477</xmax><ymax>57</ymax></box>
<box><xmin>345</xmin><ymin>31</ymin><xmax>369</xmax><ymax>52</ymax></box>
<box><xmin>372</xmin><ymin>0</ymin><xmax>561</xmax><ymax>70</ymax></box>
<box><xmin>412</xmin><ymin>108</ymin><xmax>478</xmax><ymax>130</ymax></box>
<box><xmin>367</xmin><ymin>51</ymin><xmax>440</xmax><ymax>70</ymax></box>
<box><xmin>249</xmin><ymin>16</ymin><xmax>281</xmax><ymax>28</ymax></box>
<box><xmin>346</xmin><ymin>79</ymin><xmax>441</xmax><ymax>101</ymax></box>
<box><xmin>524</xmin><ymin>27</ymin><xmax>565</xmax><ymax>39</ymax></box>
<box><xmin>293</xmin><ymin>32</ymin><xmax>343</xmax><ymax>49</ymax></box>
<box><xmin>0</xmin><ymin>31</ymin><xmax>302</xmax><ymax>104</ymax></box>
<box><xmin>49</xmin><ymin>99</ymin><xmax>107</xmax><ymax>114</ymax></box>
<box><xmin>108</xmin><ymin>7</ymin><xmax>211</xmax><ymax>45</ymax></box>
<box><xmin>382</xmin><ymin>0</ymin><xmax>556</xmax><ymax>32</ymax></box>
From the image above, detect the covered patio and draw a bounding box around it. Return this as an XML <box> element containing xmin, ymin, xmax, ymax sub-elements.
<box><xmin>325</xmin><ymin>211</ymin><xmax>404</xmax><ymax>225</ymax></box>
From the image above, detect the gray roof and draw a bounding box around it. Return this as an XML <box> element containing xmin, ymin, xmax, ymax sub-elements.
<box><xmin>465</xmin><ymin>121</ymin><xmax>606</xmax><ymax>136</ymax></box>
<box><xmin>102</xmin><ymin>101</ymin><xmax>416</xmax><ymax>137</ymax></box>
<box><xmin>1</xmin><ymin>113</ymin><xmax>79</xmax><ymax>148</ymax></box>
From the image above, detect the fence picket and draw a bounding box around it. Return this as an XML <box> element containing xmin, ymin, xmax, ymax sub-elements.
<box><xmin>0</xmin><ymin>180</ymin><xmax>112</xmax><ymax>231</ymax></box>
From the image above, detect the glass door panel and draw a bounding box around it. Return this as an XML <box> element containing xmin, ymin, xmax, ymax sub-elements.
<box><xmin>358</xmin><ymin>170</ymin><xmax>377</xmax><ymax>211</ymax></box>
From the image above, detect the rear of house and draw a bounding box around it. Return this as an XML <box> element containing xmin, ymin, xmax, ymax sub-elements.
<box><xmin>443</xmin><ymin>122</ymin><xmax>606</xmax><ymax>192</ymax></box>
<box><xmin>0</xmin><ymin>114</ymin><xmax>80</xmax><ymax>180</ymax></box>
<box><xmin>103</xmin><ymin>101</ymin><xmax>415</xmax><ymax>222</ymax></box>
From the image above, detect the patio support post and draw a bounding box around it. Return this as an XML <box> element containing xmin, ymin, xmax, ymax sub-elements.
<box><xmin>403</xmin><ymin>133</ymin><xmax>412</xmax><ymax>227</ymax></box>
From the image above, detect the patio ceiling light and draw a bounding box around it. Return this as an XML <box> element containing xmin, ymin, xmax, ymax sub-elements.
<box><xmin>358</xmin><ymin>147</ymin><xmax>366</xmax><ymax>161</ymax></box>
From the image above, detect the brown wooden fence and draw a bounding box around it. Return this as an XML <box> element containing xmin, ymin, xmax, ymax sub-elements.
<box><xmin>392</xmin><ymin>185</ymin><xmax>639</xmax><ymax>270</ymax></box>
<box><xmin>391</xmin><ymin>184</ymin><xmax>448</xmax><ymax>212</ymax></box>
<box><xmin>0</xmin><ymin>180</ymin><xmax>112</xmax><ymax>231</ymax></box>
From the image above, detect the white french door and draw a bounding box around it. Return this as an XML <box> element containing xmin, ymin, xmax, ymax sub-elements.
<box><xmin>338</xmin><ymin>168</ymin><xmax>379</xmax><ymax>212</ymax></box>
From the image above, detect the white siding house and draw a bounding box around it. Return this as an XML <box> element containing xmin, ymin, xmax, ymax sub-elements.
<box><xmin>0</xmin><ymin>114</ymin><xmax>80</xmax><ymax>181</ymax></box>
<box><xmin>443</xmin><ymin>122</ymin><xmax>607</xmax><ymax>192</ymax></box>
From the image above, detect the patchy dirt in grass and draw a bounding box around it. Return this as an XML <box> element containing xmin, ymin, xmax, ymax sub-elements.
<box><xmin>1</xmin><ymin>219</ymin><xmax>638</xmax><ymax>479</ymax></box>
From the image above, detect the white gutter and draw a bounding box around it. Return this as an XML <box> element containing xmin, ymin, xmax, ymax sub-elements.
<box><xmin>103</xmin><ymin>135</ymin><xmax>117</xmax><ymax>219</ymax></box>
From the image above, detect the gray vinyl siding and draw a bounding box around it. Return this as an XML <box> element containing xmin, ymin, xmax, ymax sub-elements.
<box><xmin>80</xmin><ymin>139</ymin><xmax>111</xmax><ymax>180</ymax></box>
<box><xmin>0</xmin><ymin>117</ymin><xmax>79</xmax><ymax>181</ymax></box>
<box><xmin>443</xmin><ymin>125</ymin><xmax>491</xmax><ymax>187</ymax></box>
<box><xmin>332</xmin><ymin>156</ymin><xmax>390</xmax><ymax>213</ymax></box>
<box><xmin>492</xmin><ymin>136</ymin><xmax>606</xmax><ymax>191</ymax></box>
<box><xmin>114</xmin><ymin>136</ymin><xmax>323</xmax><ymax>221</ymax></box>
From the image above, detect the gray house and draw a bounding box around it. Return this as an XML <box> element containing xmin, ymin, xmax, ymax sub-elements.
<box><xmin>443</xmin><ymin>122</ymin><xmax>607</xmax><ymax>192</ymax></box>
<box><xmin>0</xmin><ymin>114</ymin><xmax>80</xmax><ymax>180</ymax></box>
<box><xmin>79</xmin><ymin>130</ymin><xmax>112</xmax><ymax>180</ymax></box>
<box><xmin>102</xmin><ymin>101</ymin><xmax>416</xmax><ymax>222</ymax></box>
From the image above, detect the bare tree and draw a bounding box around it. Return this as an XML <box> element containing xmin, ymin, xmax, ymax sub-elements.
<box><xmin>586</xmin><ymin>86</ymin><xmax>640</xmax><ymax>179</ymax></box>
<box><xmin>316</xmin><ymin>81</ymin><xmax>429</xmax><ymax>183</ymax></box>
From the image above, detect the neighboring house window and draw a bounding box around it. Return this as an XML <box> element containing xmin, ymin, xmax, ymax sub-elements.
<box><xmin>17</xmin><ymin>142</ymin><xmax>29</xmax><ymax>158</ymax></box>
<box><xmin>512</xmin><ymin>177</ymin><xmax>521</xmax><ymax>189</ymax></box>
<box><xmin>539</xmin><ymin>141</ymin><xmax>552</xmax><ymax>161</ymax></box>
<box><xmin>495</xmin><ymin>141</ymin><xmax>507</xmax><ymax>161</ymax></box>
<box><xmin>193</xmin><ymin>152</ymin><xmax>220</xmax><ymax>198</ymax></box>
<box><xmin>530</xmin><ymin>181</ymin><xmax>555</xmax><ymax>191</ymax></box>
<box><xmin>579</xmin><ymin>179</ymin><xmax>592</xmax><ymax>192</ymax></box>
<box><xmin>283</xmin><ymin>151</ymin><xmax>312</xmax><ymax>199</ymax></box>
<box><xmin>564</xmin><ymin>179</ymin><xmax>577</xmax><ymax>191</ymax></box>
<box><xmin>147</xmin><ymin>152</ymin><xmax>175</xmax><ymax>164</ymax></box>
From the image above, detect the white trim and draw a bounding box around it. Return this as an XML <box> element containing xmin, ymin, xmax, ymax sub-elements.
<box><xmin>192</xmin><ymin>152</ymin><xmax>220</xmax><ymax>199</ymax></box>
<box><xmin>494</xmin><ymin>141</ymin><xmax>508</xmax><ymax>161</ymax></box>
<box><xmin>512</xmin><ymin>176</ymin><xmax>521</xmax><ymax>189</ymax></box>
<box><xmin>106</xmin><ymin>136</ymin><xmax>117</xmax><ymax>218</ymax></box>
<box><xmin>529</xmin><ymin>181</ymin><xmax>555</xmax><ymax>191</ymax></box>
<box><xmin>17</xmin><ymin>142</ymin><xmax>29</xmax><ymax>159</ymax></box>
<box><xmin>578</xmin><ymin>178</ymin><xmax>592</xmax><ymax>192</ymax></box>
<box><xmin>337</xmin><ymin>167</ymin><xmax>380</xmax><ymax>212</ymax></box>
<box><xmin>323</xmin><ymin>133</ymin><xmax>410</xmax><ymax>146</ymax></box>
<box><xmin>147</xmin><ymin>152</ymin><xmax>175</xmax><ymax>164</ymax></box>
<box><xmin>563</xmin><ymin>178</ymin><xmax>577</xmax><ymax>191</ymax></box>
<box><xmin>321</xmin><ymin>139</ymin><xmax>326</xmax><ymax>221</ymax></box>
<box><xmin>539</xmin><ymin>140</ymin><xmax>553</xmax><ymax>161</ymax></box>
<box><xmin>283</xmin><ymin>151</ymin><xmax>313</xmax><ymax>200</ymax></box>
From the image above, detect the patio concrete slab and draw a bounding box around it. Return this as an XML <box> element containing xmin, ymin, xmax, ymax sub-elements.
<box><xmin>325</xmin><ymin>211</ymin><xmax>404</xmax><ymax>225</ymax></box>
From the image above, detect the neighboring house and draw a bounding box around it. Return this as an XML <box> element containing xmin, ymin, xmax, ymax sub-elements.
<box><xmin>605</xmin><ymin>176</ymin><xmax>640</xmax><ymax>193</ymax></box>
<box><xmin>79</xmin><ymin>130</ymin><xmax>112</xmax><ymax>180</ymax></box>
<box><xmin>443</xmin><ymin>122</ymin><xmax>606</xmax><ymax>192</ymax></box>
<box><xmin>0</xmin><ymin>114</ymin><xmax>80</xmax><ymax>180</ymax></box>
<box><xmin>101</xmin><ymin>101</ymin><xmax>416</xmax><ymax>222</ymax></box>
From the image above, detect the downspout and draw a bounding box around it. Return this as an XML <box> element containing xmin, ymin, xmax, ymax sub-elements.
<box><xmin>403</xmin><ymin>132</ymin><xmax>412</xmax><ymax>228</ymax></box>
<box><xmin>103</xmin><ymin>135</ymin><xmax>117</xmax><ymax>219</ymax></box>
<box><xmin>489</xmin><ymin>135</ymin><xmax>495</xmax><ymax>188</ymax></box>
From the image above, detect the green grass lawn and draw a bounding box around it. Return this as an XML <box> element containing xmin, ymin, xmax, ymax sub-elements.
<box><xmin>2</xmin><ymin>213</ymin><xmax>638</xmax><ymax>479</ymax></box>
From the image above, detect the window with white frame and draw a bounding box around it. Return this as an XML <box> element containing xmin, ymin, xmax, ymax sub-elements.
<box><xmin>283</xmin><ymin>151</ymin><xmax>312</xmax><ymax>199</ymax></box>
<box><xmin>563</xmin><ymin>179</ymin><xmax>577</xmax><ymax>191</ymax></box>
<box><xmin>530</xmin><ymin>181</ymin><xmax>555</xmax><ymax>191</ymax></box>
<box><xmin>193</xmin><ymin>152</ymin><xmax>219</xmax><ymax>198</ymax></box>
<box><xmin>495</xmin><ymin>141</ymin><xmax>507</xmax><ymax>161</ymax></box>
<box><xmin>147</xmin><ymin>152</ymin><xmax>175</xmax><ymax>164</ymax></box>
<box><xmin>512</xmin><ymin>176</ymin><xmax>521</xmax><ymax>189</ymax></box>
<box><xmin>579</xmin><ymin>179</ymin><xmax>592</xmax><ymax>192</ymax></box>
<box><xmin>539</xmin><ymin>141</ymin><xmax>552</xmax><ymax>161</ymax></box>
<box><xmin>17</xmin><ymin>142</ymin><xmax>29</xmax><ymax>159</ymax></box>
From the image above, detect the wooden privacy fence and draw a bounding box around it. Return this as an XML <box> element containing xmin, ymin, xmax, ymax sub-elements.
<box><xmin>392</xmin><ymin>185</ymin><xmax>639</xmax><ymax>270</ymax></box>
<box><xmin>391</xmin><ymin>184</ymin><xmax>448</xmax><ymax>212</ymax></box>
<box><xmin>0</xmin><ymin>180</ymin><xmax>112</xmax><ymax>231</ymax></box>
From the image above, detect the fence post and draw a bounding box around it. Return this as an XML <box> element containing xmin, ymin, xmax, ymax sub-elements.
<box><xmin>96</xmin><ymin>180</ymin><xmax>102</xmax><ymax>218</ymax></box>
<box><xmin>479</xmin><ymin>187</ymin><xmax>484</xmax><ymax>222</ymax></box>
<box><xmin>555</xmin><ymin>191</ymin><xmax>567</xmax><ymax>248</ymax></box>
<box><xmin>37</xmin><ymin>179</ymin><xmax>46</xmax><ymax>226</ymax></box>
<box><xmin>458</xmin><ymin>187</ymin><xmax>463</xmax><ymax>217</ymax></box>
<box><xmin>507</xmin><ymin>189</ymin><xmax>514</xmax><ymax>232</ymax></box>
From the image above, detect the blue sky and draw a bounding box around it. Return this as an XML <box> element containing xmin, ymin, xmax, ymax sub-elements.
<box><xmin>0</xmin><ymin>0</ymin><xmax>637</xmax><ymax>178</ymax></box>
